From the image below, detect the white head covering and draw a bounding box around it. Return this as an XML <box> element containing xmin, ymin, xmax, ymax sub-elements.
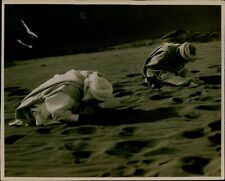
<box><xmin>83</xmin><ymin>72</ymin><xmax>113</xmax><ymax>101</ymax></box>
<box><xmin>178</xmin><ymin>42</ymin><xmax>196</xmax><ymax>61</ymax></box>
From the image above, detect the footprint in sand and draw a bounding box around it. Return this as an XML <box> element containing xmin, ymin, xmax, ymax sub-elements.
<box><xmin>144</xmin><ymin>107</ymin><xmax>179</xmax><ymax>122</ymax></box>
<box><xmin>194</xmin><ymin>96</ymin><xmax>211</xmax><ymax>101</ymax></box>
<box><xmin>207</xmin><ymin>120</ymin><xmax>221</xmax><ymax>145</ymax></box>
<box><xmin>36</xmin><ymin>126</ymin><xmax>54</xmax><ymax>134</ymax></box>
<box><xmin>122</xmin><ymin>166</ymin><xmax>145</xmax><ymax>177</ymax></box>
<box><xmin>189</xmin><ymin>91</ymin><xmax>202</xmax><ymax>97</ymax></box>
<box><xmin>76</xmin><ymin>126</ymin><xmax>98</xmax><ymax>134</ymax></box>
<box><xmin>204</xmin><ymin>85</ymin><xmax>221</xmax><ymax>89</ymax></box>
<box><xmin>208</xmin><ymin>64</ymin><xmax>220</xmax><ymax>69</ymax></box>
<box><xmin>61</xmin><ymin>126</ymin><xmax>97</xmax><ymax>135</ymax></box>
<box><xmin>64</xmin><ymin>142</ymin><xmax>92</xmax><ymax>164</ymax></box>
<box><xmin>184</xmin><ymin>111</ymin><xmax>200</xmax><ymax>119</ymax></box>
<box><xmin>214</xmin><ymin>99</ymin><xmax>221</xmax><ymax>102</ymax></box>
<box><xmin>64</xmin><ymin>142</ymin><xmax>90</xmax><ymax>151</ymax></box>
<box><xmin>208</xmin><ymin>132</ymin><xmax>221</xmax><ymax>145</ymax></box>
<box><xmin>127</xmin><ymin>160</ymin><xmax>139</xmax><ymax>164</ymax></box>
<box><xmin>5</xmin><ymin>86</ymin><xmax>30</xmax><ymax>97</ymax></box>
<box><xmin>128</xmin><ymin>168</ymin><xmax>145</xmax><ymax>176</ymax></box>
<box><xmin>208</xmin><ymin>64</ymin><xmax>221</xmax><ymax>72</ymax></box>
<box><xmin>101</xmin><ymin>165</ymin><xmax>146</xmax><ymax>177</ymax></box>
<box><xmin>113</xmin><ymin>80</ymin><xmax>135</xmax><ymax>97</ymax></box>
<box><xmin>208</xmin><ymin>120</ymin><xmax>221</xmax><ymax>131</ymax></box>
<box><xmin>5</xmin><ymin>134</ymin><xmax>25</xmax><ymax>144</ymax></box>
<box><xmin>191</xmin><ymin>70</ymin><xmax>200</xmax><ymax>73</ymax></box>
<box><xmin>181</xmin><ymin>128</ymin><xmax>204</xmax><ymax>139</ymax></box>
<box><xmin>126</xmin><ymin>73</ymin><xmax>142</xmax><ymax>78</ymax></box>
<box><xmin>72</xmin><ymin>150</ymin><xmax>92</xmax><ymax>163</ymax></box>
<box><xmin>195</xmin><ymin>104</ymin><xmax>220</xmax><ymax>111</ymax></box>
<box><xmin>142</xmin><ymin>159</ymin><xmax>155</xmax><ymax>164</ymax></box>
<box><xmin>199</xmin><ymin>75</ymin><xmax>221</xmax><ymax>85</ymax></box>
<box><xmin>172</xmin><ymin>97</ymin><xmax>184</xmax><ymax>104</ymax></box>
<box><xmin>181</xmin><ymin>156</ymin><xmax>210</xmax><ymax>175</ymax></box>
<box><xmin>113</xmin><ymin>81</ymin><xmax>131</xmax><ymax>88</ymax></box>
<box><xmin>118</xmin><ymin>126</ymin><xmax>136</xmax><ymax>137</ymax></box>
<box><xmin>149</xmin><ymin>92</ymin><xmax>172</xmax><ymax>100</ymax></box>
<box><xmin>125</xmin><ymin>73</ymin><xmax>143</xmax><ymax>83</ymax></box>
<box><xmin>216</xmin><ymin>146</ymin><xmax>221</xmax><ymax>153</ymax></box>
<box><xmin>106</xmin><ymin>140</ymin><xmax>150</xmax><ymax>158</ymax></box>
<box><xmin>4</xmin><ymin>86</ymin><xmax>20</xmax><ymax>91</ymax></box>
<box><xmin>158</xmin><ymin>160</ymin><xmax>171</xmax><ymax>165</ymax></box>
<box><xmin>101</xmin><ymin>172</ymin><xmax>110</xmax><ymax>177</ymax></box>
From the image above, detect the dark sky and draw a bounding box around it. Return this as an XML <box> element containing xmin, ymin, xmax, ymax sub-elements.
<box><xmin>5</xmin><ymin>5</ymin><xmax>220</xmax><ymax>37</ymax></box>
<box><xmin>4</xmin><ymin>4</ymin><xmax>221</xmax><ymax>60</ymax></box>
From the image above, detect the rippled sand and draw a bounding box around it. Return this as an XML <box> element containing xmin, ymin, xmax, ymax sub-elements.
<box><xmin>4</xmin><ymin>40</ymin><xmax>221</xmax><ymax>178</ymax></box>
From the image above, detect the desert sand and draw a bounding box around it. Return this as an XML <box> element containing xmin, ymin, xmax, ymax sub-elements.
<box><xmin>3</xmin><ymin>38</ymin><xmax>222</xmax><ymax>178</ymax></box>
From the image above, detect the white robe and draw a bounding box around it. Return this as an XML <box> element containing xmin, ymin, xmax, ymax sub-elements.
<box><xmin>13</xmin><ymin>70</ymin><xmax>92</xmax><ymax>126</ymax></box>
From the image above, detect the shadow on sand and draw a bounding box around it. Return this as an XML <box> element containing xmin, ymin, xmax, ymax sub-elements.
<box><xmin>67</xmin><ymin>107</ymin><xmax>179</xmax><ymax>126</ymax></box>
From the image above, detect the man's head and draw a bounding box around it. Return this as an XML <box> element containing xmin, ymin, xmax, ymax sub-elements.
<box><xmin>178</xmin><ymin>42</ymin><xmax>196</xmax><ymax>61</ymax></box>
<box><xmin>82</xmin><ymin>72</ymin><xmax>113</xmax><ymax>103</ymax></box>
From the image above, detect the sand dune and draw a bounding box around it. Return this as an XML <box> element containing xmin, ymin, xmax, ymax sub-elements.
<box><xmin>3</xmin><ymin>39</ymin><xmax>221</xmax><ymax>178</ymax></box>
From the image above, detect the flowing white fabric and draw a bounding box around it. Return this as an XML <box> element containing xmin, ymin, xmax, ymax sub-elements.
<box><xmin>12</xmin><ymin>70</ymin><xmax>87</xmax><ymax>126</ymax></box>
